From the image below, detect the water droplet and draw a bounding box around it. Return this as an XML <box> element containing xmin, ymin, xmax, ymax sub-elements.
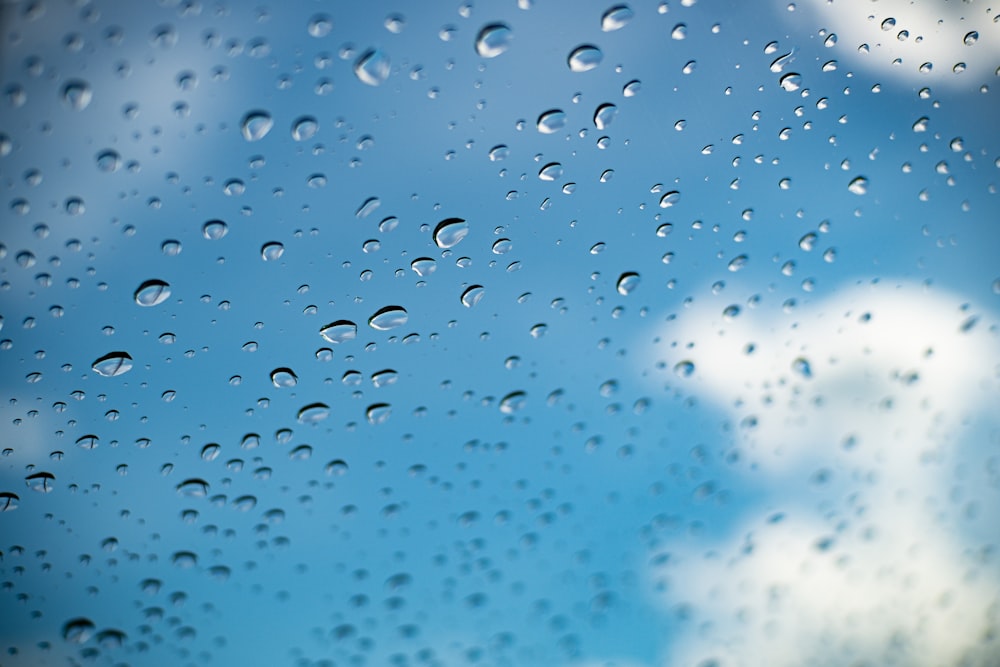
<box><xmin>385</xmin><ymin>14</ymin><xmax>406</xmax><ymax>33</ymax></box>
<box><xmin>298</xmin><ymin>403</ymin><xmax>330</xmax><ymax>424</ymax></box>
<box><xmin>25</xmin><ymin>471</ymin><xmax>55</xmax><ymax>493</ymax></box>
<box><xmin>162</xmin><ymin>239</ymin><xmax>182</xmax><ymax>256</ymax></box>
<box><xmin>918</xmin><ymin>61</ymin><xmax>933</xmax><ymax>74</ymax></box>
<box><xmin>92</xmin><ymin>352</ymin><xmax>133</xmax><ymax>377</ymax></box>
<box><xmin>964</xmin><ymin>31</ymin><xmax>979</xmax><ymax>46</ymax></box>
<box><xmin>96</xmin><ymin>149</ymin><xmax>121</xmax><ymax>172</ymax></box>
<box><xmin>499</xmin><ymin>391</ymin><xmax>527</xmax><ymax>414</ymax></box>
<box><xmin>602</xmin><ymin>4</ymin><xmax>634</xmax><ymax>31</ymax></box>
<box><xmin>240</xmin><ymin>110</ymin><xmax>273</xmax><ymax>141</ymax></box>
<box><xmin>658</xmin><ymin>190</ymin><xmax>681</xmax><ymax>208</ymax></box>
<box><xmin>623</xmin><ymin>79</ymin><xmax>641</xmax><ymax>97</ymax></box>
<box><xmin>366</xmin><ymin>403</ymin><xmax>392</xmax><ymax>424</ymax></box>
<box><xmin>320</xmin><ymin>320</ymin><xmax>358</xmax><ymax>343</ymax></box>
<box><xmin>134</xmin><ymin>279</ymin><xmax>170</xmax><ymax>306</ymax></box>
<box><xmin>568</xmin><ymin>44</ymin><xmax>603</xmax><ymax>72</ymax></box>
<box><xmin>492</xmin><ymin>238</ymin><xmax>512</xmax><ymax>254</ymax></box>
<box><xmin>271</xmin><ymin>368</ymin><xmax>297</xmax><ymax>388</ymax></box>
<box><xmin>61</xmin><ymin>79</ymin><xmax>92</xmax><ymax>110</ymax></box>
<box><xmin>593</xmin><ymin>103</ymin><xmax>617</xmax><ymax>130</ymax></box>
<box><xmin>671</xmin><ymin>23</ymin><xmax>687</xmax><ymax>40</ymax></box>
<box><xmin>616</xmin><ymin>272</ymin><xmax>640</xmax><ymax>295</ymax></box>
<box><xmin>372</xmin><ymin>369</ymin><xmax>398</xmax><ymax>387</ymax></box>
<box><xmin>291</xmin><ymin>116</ymin><xmax>318</xmax><ymax>141</ymax></box>
<box><xmin>489</xmin><ymin>144</ymin><xmax>509</xmax><ymax>161</ymax></box>
<box><xmin>848</xmin><ymin>176</ymin><xmax>868</xmax><ymax>195</ymax></box>
<box><xmin>673</xmin><ymin>360</ymin><xmax>695</xmax><ymax>377</ymax></box>
<box><xmin>203</xmin><ymin>219</ymin><xmax>228</xmax><ymax>240</ymax></box>
<box><xmin>307</xmin><ymin>13</ymin><xmax>332</xmax><ymax>38</ymax></box>
<box><xmin>792</xmin><ymin>357</ymin><xmax>812</xmax><ymax>378</ymax></box>
<box><xmin>0</xmin><ymin>491</ymin><xmax>20</xmax><ymax>512</ymax></box>
<box><xmin>461</xmin><ymin>285</ymin><xmax>485</xmax><ymax>307</ymax></box>
<box><xmin>728</xmin><ymin>255</ymin><xmax>748</xmax><ymax>272</ymax></box>
<box><xmin>537</xmin><ymin>109</ymin><xmax>566</xmax><ymax>134</ymax></box>
<box><xmin>62</xmin><ymin>618</ymin><xmax>96</xmax><ymax>643</ymax></box>
<box><xmin>176</xmin><ymin>478</ymin><xmax>209</xmax><ymax>497</ymax></box>
<box><xmin>171</xmin><ymin>551</ymin><xmax>198</xmax><ymax>568</ymax></box>
<box><xmin>411</xmin><ymin>257</ymin><xmax>437</xmax><ymax>276</ymax></box>
<box><xmin>538</xmin><ymin>162</ymin><xmax>563</xmax><ymax>181</ymax></box>
<box><xmin>779</xmin><ymin>73</ymin><xmax>802</xmax><ymax>91</ymax></box>
<box><xmin>723</xmin><ymin>304</ymin><xmax>741</xmax><ymax>320</ymax></box>
<box><xmin>354</xmin><ymin>48</ymin><xmax>390</xmax><ymax>85</ymax></box>
<box><xmin>433</xmin><ymin>218</ymin><xmax>469</xmax><ymax>248</ymax></box>
<box><xmin>261</xmin><ymin>242</ymin><xmax>284</xmax><ymax>261</ymax></box>
<box><xmin>475</xmin><ymin>23</ymin><xmax>513</xmax><ymax>57</ymax></box>
<box><xmin>369</xmin><ymin>306</ymin><xmax>408</xmax><ymax>330</ymax></box>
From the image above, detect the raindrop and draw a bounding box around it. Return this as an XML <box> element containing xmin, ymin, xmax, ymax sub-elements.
<box><xmin>475</xmin><ymin>23</ymin><xmax>513</xmax><ymax>57</ymax></box>
<box><xmin>728</xmin><ymin>255</ymin><xmax>748</xmax><ymax>272</ymax></box>
<box><xmin>25</xmin><ymin>471</ymin><xmax>55</xmax><ymax>493</ymax></box>
<box><xmin>0</xmin><ymin>492</ymin><xmax>20</xmax><ymax>511</ymax></box>
<box><xmin>366</xmin><ymin>403</ymin><xmax>392</xmax><ymax>424</ymax></box>
<box><xmin>307</xmin><ymin>14</ymin><xmax>332</xmax><ymax>38</ymax></box>
<box><xmin>658</xmin><ymin>190</ymin><xmax>681</xmax><ymax>208</ymax></box>
<box><xmin>411</xmin><ymin>257</ymin><xmax>437</xmax><ymax>276</ymax></box>
<box><xmin>372</xmin><ymin>369</ymin><xmax>398</xmax><ymax>387</ymax></box>
<box><xmin>270</xmin><ymin>368</ymin><xmax>297</xmax><ymax>388</ymax></box>
<box><xmin>461</xmin><ymin>285</ymin><xmax>485</xmax><ymax>307</ymax></box>
<box><xmin>539</xmin><ymin>162</ymin><xmax>563</xmax><ymax>181</ymax></box>
<box><xmin>671</xmin><ymin>23</ymin><xmax>687</xmax><ymax>40</ymax></box>
<box><xmin>593</xmin><ymin>103</ymin><xmax>617</xmax><ymax>130</ymax></box>
<box><xmin>298</xmin><ymin>403</ymin><xmax>330</xmax><ymax>424</ymax></box>
<box><xmin>673</xmin><ymin>360</ymin><xmax>695</xmax><ymax>377</ymax></box>
<box><xmin>601</xmin><ymin>4</ymin><xmax>634</xmax><ymax>31</ymax></box>
<box><xmin>568</xmin><ymin>45</ymin><xmax>603</xmax><ymax>72</ymax></box>
<box><xmin>779</xmin><ymin>73</ymin><xmax>802</xmax><ymax>91</ymax></box>
<box><xmin>261</xmin><ymin>242</ymin><xmax>284</xmax><ymax>261</ymax></box>
<box><xmin>202</xmin><ymin>219</ymin><xmax>228</xmax><ymax>240</ymax></box>
<box><xmin>291</xmin><ymin>116</ymin><xmax>318</xmax><ymax>141</ymax></box>
<box><xmin>61</xmin><ymin>79</ymin><xmax>92</xmax><ymax>110</ymax></box>
<box><xmin>963</xmin><ymin>31</ymin><xmax>979</xmax><ymax>46</ymax></box>
<box><xmin>62</xmin><ymin>618</ymin><xmax>96</xmax><ymax>644</ymax></box>
<box><xmin>175</xmin><ymin>478</ymin><xmax>209</xmax><ymax>497</ymax></box>
<box><xmin>356</xmin><ymin>197</ymin><xmax>381</xmax><ymax>218</ymax></box>
<box><xmin>792</xmin><ymin>357</ymin><xmax>812</xmax><ymax>378</ymax></box>
<box><xmin>623</xmin><ymin>79</ymin><xmax>641</xmax><ymax>97</ymax></box>
<box><xmin>616</xmin><ymin>272</ymin><xmax>640</xmax><ymax>295</ymax></box>
<box><xmin>241</xmin><ymin>110</ymin><xmax>273</xmax><ymax>141</ymax></box>
<box><xmin>96</xmin><ymin>149</ymin><xmax>121</xmax><ymax>172</ymax></box>
<box><xmin>848</xmin><ymin>176</ymin><xmax>868</xmax><ymax>195</ymax></box>
<box><xmin>492</xmin><ymin>239</ymin><xmax>512</xmax><ymax>254</ymax></box>
<box><xmin>499</xmin><ymin>391</ymin><xmax>527</xmax><ymax>414</ymax></box>
<box><xmin>134</xmin><ymin>279</ymin><xmax>171</xmax><ymax>306</ymax></box>
<box><xmin>433</xmin><ymin>218</ymin><xmax>469</xmax><ymax>248</ymax></box>
<box><xmin>537</xmin><ymin>109</ymin><xmax>567</xmax><ymax>134</ymax></box>
<box><xmin>489</xmin><ymin>144</ymin><xmax>509</xmax><ymax>161</ymax></box>
<box><xmin>369</xmin><ymin>306</ymin><xmax>408</xmax><ymax>330</ymax></box>
<box><xmin>354</xmin><ymin>48</ymin><xmax>390</xmax><ymax>85</ymax></box>
<box><xmin>320</xmin><ymin>320</ymin><xmax>358</xmax><ymax>343</ymax></box>
<box><xmin>92</xmin><ymin>352</ymin><xmax>133</xmax><ymax>377</ymax></box>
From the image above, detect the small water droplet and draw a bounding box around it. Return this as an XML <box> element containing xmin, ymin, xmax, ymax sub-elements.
<box><xmin>366</xmin><ymin>403</ymin><xmax>392</xmax><ymax>424</ymax></box>
<box><xmin>623</xmin><ymin>79</ymin><xmax>641</xmax><ymax>97</ymax></box>
<box><xmin>728</xmin><ymin>255</ymin><xmax>748</xmax><ymax>272</ymax></box>
<box><xmin>461</xmin><ymin>285</ymin><xmax>485</xmax><ymax>307</ymax></box>
<box><xmin>673</xmin><ymin>360</ymin><xmax>695</xmax><ymax>377</ymax></box>
<box><xmin>176</xmin><ymin>478</ymin><xmax>209</xmax><ymax>497</ymax></box>
<box><xmin>92</xmin><ymin>352</ymin><xmax>133</xmax><ymax>377</ymax></box>
<box><xmin>671</xmin><ymin>23</ymin><xmax>687</xmax><ymax>40</ymax></box>
<box><xmin>848</xmin><ymin>176</ymin><xmax>868</xmax><ymax>195</ymax></box>
<box><xmin>475</xmin><ymin>23</ymin><xmax>513</xmax><ymax>57</ymax></box>
<box><xmin>203</xmin><ymin>219</ymin><xmax>228</xmax><ymax>240</ymax></box>
<box><xmin>307</xmin><ymin>13</ymin><xmax>332</xmax><ymax>38</ymax></box>
<box><xmin>537</xmin><ymin>109</ymin><xmax>567</xmax><ymax>134</ymax></box>
<box><xmin>433</xmin><ymin>218</ymin><xmax>469</xmax><ymax>248</ymax></box>
<box><xmin>964</xmin><ymin>30</ymin><xmax>979</xmax><ymax>46</ymax></box>
<box><xmin>499</xmin><ymin>391</ymin><xmax>527</xmax><ymax>414</ymax></box>
<box><xmin>291</xmin><ymin>116</ymin><xmax>318</xmax><ymax>141</ymax></box>
<box><xmin>568</xmin><ymin>44</ymin><xmax>603</xmax><ymax>72</ymax></box>
<box><xmin>779</xmin><ymin>72</ymin><xmax>802</xmax><ymax>91</ymax></box>
<box><xmin>372</xmin><ymin>369</ymin><xmax>398</xmax><ymax>387</ymax></box>
<box><xmin>355</xmin><ymin>48</ymin><xmax>390</xmax><ymax>85</ymax></box>
<box><xmin>320</xmin><ymin>320</ymin><xmax>358</xmax><ymax>343</ymax></box>
<box><xmin>616</xmin><ymin>272</ymin><xmax>640</xmax><ymax>295</ymax></box>
<box><xmin>489</xmin><ymin>144</ymin><xmax>509</xmax><ymax>161</ymax></box>
<box><xmin>538</xmin><ymin>162</ymin><xmax>563</xmax><ymax>181</ymax></box>
<box><xmin>792</xmin><ymin>357</ymin><xmax>812</xmax><ymax>378</ymax></box>
<box><xmin>62</xmin><ymin>618</ymin><xmax>96</xmax><ymax>643</ymax></box>
<box><xmin>241</xmin><ymin>110</ymin><xmax>273</xmax><ymax>141</ymax></box>
<box><xmin>659</xmin><ymin>190</ymin><xmax>681</xmax><ymax>208</ymax></box>
<box><xmin>134</xmin><ymin>279</ymin><xmax>170</xmax><ymax>306</ymax></box>
<box><xmin>96</xmin><ymin>149</ymin><xmax>121</xmax><ymax>172</ymax></box>
<box><xmin>602</xmin><ymin>4</ymin><xmax>634</xmax><ymax>31</ymax></box>
<box><xmin>411</xmin><ymin>257</ymin><xmax>437</xmax><ymax>276</ymax></box>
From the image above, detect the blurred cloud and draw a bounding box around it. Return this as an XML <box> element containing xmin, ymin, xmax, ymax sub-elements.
<box><xmin>637</xmin><ymin>281</ymin><xmax>1000</xmax><ymax>666</ymax></box>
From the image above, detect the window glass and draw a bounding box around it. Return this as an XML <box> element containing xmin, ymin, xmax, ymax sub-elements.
<box><xmin>1</xmin><ymin>1</ymin><xmax>998</xmax><ymax>665</ymax></box>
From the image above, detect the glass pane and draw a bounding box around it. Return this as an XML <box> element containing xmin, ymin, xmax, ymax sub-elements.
<box><xmin>1</xmin><ymin>1</ymin><xmax>998</xmax><ymax>665</ymax></box>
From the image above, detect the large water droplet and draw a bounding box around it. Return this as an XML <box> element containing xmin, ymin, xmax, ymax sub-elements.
<box><xmin>964</xmin><ymin>30</ymin><xmax>979</xmax><ymax>46</ymax></box>
<box><xmin>411</xmin><ymin>257</ymin><xmax>437</xmax><ymax>276</ymax></box>
<box><xmin>175</xmin><ymin>478</ymin><xmax>209</xmax><ymax>497</ymax></box>
<box><xmin>538</xmin><ymin>162</ymin><xmax>563</xmax><ymax>181</ymax></box>
<box><xmin>461</xmin><ymin>285</ymin><xmax>485</xmax><ymax>307</ymax></box>
<box><xmin>307</xmin><ymin>13</ymin><xmax>333</xmax><ymax>38</ymax></box>
<box><xmin>96</xmin><ymin>149</ymin><xmax>121</xmax><ymax>172</ymax></box>
<box><xmin>602</xmin><ymin>4</ymin><xmax>634</xmax><ymax>31</ymax></box>
<box><xmin>241</xmin><ymin>110</ymin><xmax>273</xmax><ymax>141</ymax></box>
<box><xmin>355</xmin><ymin>48</ymin><xmax>390</xmax><ymax>85</ymax></box>
<box><xmin>298</xmin><ymin>403</ymin><xmax>330</xmax><ymax>424</ymax></box>
<box><xmin>261</xmin><ymin>242</ymin><xmax>284</xmax><ymax>261</ymax></box>
<box><xmin>500</xmin><ymin>391</ymin><xmax>527</xmax><ymax>414</ymax></box>
<box><xmin>659</xmin><ymin>190</ymin><xmax>681</xmax><ymax>208</ymax></box>
<box><xmin>537</xmin><ymin>109</ymin><xmax>567</xmax><ymax>134</ymax></box>
<box><xmin>593</xmin><ymin>103</ymin><xmax>618</xmax><ymax>130</ymax></box>
<box><xmin>369</xmin><ymin>306</ymin><xmax>408</xmax><ymax>330</ymax></box>
<box><xmin>202</xmin><ymin>219</ymin><xmax>228</xmax><ymax>240</ymax></box>
<box><xmin>320</xmin><ymin>320</ymin><xmax>358</xmax><ymax>343</ymax></box>
<box><xmin>779</xmin><ymin>73</ymin><xmax>802</xmax><ymax>91</ymax></box>
<box><xmin>92</xmin><ymin>352</ymin><xmax>133</xmax><ymax>377</ymax></box>
<box><xmin>433</xmin><ymin>218</ymin><xmax>469</xmax><ymax>248</ymax></box>
<box><xmin>366</xmin><ymin>403</ymin><xmax>392</xmax><ymax>424</ymax></box>
<box><xmin>134</xmin><ymin>279</ymin><xmax>170</xmax><ymax>306</ymax></box>
<box><xmin>25</xmin><ymin>471</ymin><xmax>55</xmax><ymax>493</ymax></box>
<box><xmin>271</xmin><ymin>368</ymin><xmax>298</xmax><ymax>388</ymax></box>
<box><xmin>475</xmin><ymin>23</ymin><xmax>513</xmax><ymax>57</ymax></box>
<box><xmin>0</xmin><ymin>492</ymin><xmax>20</xmax><ymax>511</ymax></box>
<box><xmin>61</xmin><ymin>79</ymin><xmax>92</xmax><ymax>110</ymax></box>
<box><xmin>673</xmin><ymin>360</ymin><xmax>695</xmax><ymax>377</ymax></box>
<box><xmin>62</xmin><ymin>618</ymin><xmax>96</xmax><ymax>643</ymax></box>
<box><xmin>291</xmin><ymin>115</ymin><xmax>318</xmax><ymax>141</ymax></box>
<box><xmin>728</xmin><ymin>255</ymin><xmax>748</xmax><ymax>272</ymax></box>
<box><xmin>792</xmin><ymin>357</ymin><xmax>812</xmax><ymax>378</ymax></box>
<box><xmin>848</xmin><ymin>176</ymin><xmax>868</xmax><ymax>195</ymax></box>
<box><xmin>568</xmin><ymin>44</ymin><xmax>603</xmax><ymax>72</ymax></box>
<box><xmin>616</xmin><ymin>272</ymin><xmax>640</xmax><ymax>295</ymax></box>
